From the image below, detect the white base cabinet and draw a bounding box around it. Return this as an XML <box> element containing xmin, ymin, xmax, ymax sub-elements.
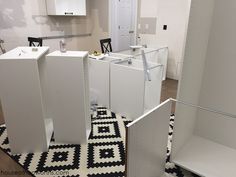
<box><xmin>89</xmin><ymin>56</ymin><xmax>122</xmax><ymax>109</ymax></box>
<box><xmin>110</xmin><ymin>60</ymin><xmax>163</xmax><ymax>120</ymax></box>
<box><xmin>117</xmin><ymin>47</ymin><xmax>168</xmax><ymax>80</ymax></box>
<box><xmin>89</xmin><ymin>58</ymin><xmax>111</xmax><ymax>109</ymax></box>
<box><xmin>46</xmin><ymin>51</ymin><xmax>90</xmax><ymax>144</ymax></box>
<box><xmin>0</xmin><ymin>47</ymin><xmax>53</xmax><ymax>154</ymax></box>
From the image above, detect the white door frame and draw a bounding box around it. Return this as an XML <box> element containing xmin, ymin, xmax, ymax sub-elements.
<box><xmin>109</xmin><ymin>0</ymin><xmax>138</xmax><ymax>52</ymax></box>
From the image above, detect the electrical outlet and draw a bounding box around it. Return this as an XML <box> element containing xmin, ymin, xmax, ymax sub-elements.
<box><xmin>163</xmin><ymin>25</ymin><xmax>168</xmax><ymax>30</ymax></box>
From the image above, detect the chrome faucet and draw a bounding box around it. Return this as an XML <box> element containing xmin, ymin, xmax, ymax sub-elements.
<box><xmin>0</xmin><ymin>39</ymin><xmax>6</xmax><ymax>54</ymax></box>
<box><xmin>60</xmin><ymin>39</ymin><xmax>66</xmax><ymax>53</ymax></box>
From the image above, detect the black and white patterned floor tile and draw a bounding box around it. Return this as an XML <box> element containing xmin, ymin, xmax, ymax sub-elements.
<box><xmin>0</xmin><ymin>107</ymin><xmax>195</xmax><ymax>177</ymax></box>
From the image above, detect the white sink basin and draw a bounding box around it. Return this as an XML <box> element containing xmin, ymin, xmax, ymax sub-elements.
<box><xmin>47</xmin><ymin>50</ymin><xmax>88</xmax><ymax>58</ymax></box>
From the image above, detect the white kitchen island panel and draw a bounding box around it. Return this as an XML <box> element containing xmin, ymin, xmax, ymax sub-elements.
<box><xmin>0</xmin><ymin>47</ymin><xmax>53</xmax><ymax>154</ymax></box>
<box><xmin>46</xmin><ymin>51</ymin><xmax>91</xmax><ymax>144</ymax></box>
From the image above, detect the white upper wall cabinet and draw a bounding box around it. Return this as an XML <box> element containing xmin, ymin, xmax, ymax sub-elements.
<box><xmin>46</xmin><ymin>0</ymin><xmax>86</xmax><ymax>16</ymax></box>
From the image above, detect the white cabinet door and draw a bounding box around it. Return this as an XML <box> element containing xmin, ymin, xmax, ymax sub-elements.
<box><xmin>46</xmin><ymin>0</ymin><xmax>86</xmax><ymax>16</ymax></box>
<box><xmin>117</xmin><ymin>0</ymin><xmax>134</xmax><ymax>51</ymax></box>
<box><xmin>55</xmin><ymin>0</ymin><xmax>69</xmax><ymax>15</ymax></box>
<box><xmin>69</xmin><ymin>0</ymin><xmax>86</xmax><ymax>16</ymax></box>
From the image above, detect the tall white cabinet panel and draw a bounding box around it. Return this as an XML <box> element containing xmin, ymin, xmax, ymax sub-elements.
<box><xmin>46</xmin><ymin>0</ymin><xmax>86</xmax><ymax>16</ymax></box>
<box><xmin>0</xmin><ymin>47</ymin><xmax>53</xmax><ymax>154</ymax></box>
<box><xmin>46</xmin><ymin>51</ymin><xmax>90</xmax><ymax>144</ymax></box>
<box><xmin>172</xmin><ymin>0</ymin><xmax>236</xmax><ymax>176</ymax></box>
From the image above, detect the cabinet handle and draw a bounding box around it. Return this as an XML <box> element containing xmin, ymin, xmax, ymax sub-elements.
<box><xmin>65</xmin><ymin>12</ymin><xmax>73</xmax><ymax>15</ymax></box>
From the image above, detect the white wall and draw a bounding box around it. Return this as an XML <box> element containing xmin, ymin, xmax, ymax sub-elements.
<box><xmin>140</xmin><ymin>0</ymin><xmax>158</xmax><ymax>17</ymax></box>
<box><xmin>0</xmin><ymin>0</ymin><xmax>109</xmax><ymax>53</ymax></box>
<box><xmin>138</xmin><ymin>0</ymin><xmax>190</xmax><ymax>80</ymax></box>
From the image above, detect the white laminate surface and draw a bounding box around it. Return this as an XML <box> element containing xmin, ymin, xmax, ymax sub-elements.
<box><xmin>173</xmin><ymin>135</ymin><xmax>236</xmax><ymax>177</ymax></box>
<box><xmin>0</xmin><ymin>47</ymin><xmax>49</xmax><ymax>60</ymax></box>
<box><xmin>47</xmin><ymin>50</ymin><xmax>88</xmax><ymax>58</ymax></box>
